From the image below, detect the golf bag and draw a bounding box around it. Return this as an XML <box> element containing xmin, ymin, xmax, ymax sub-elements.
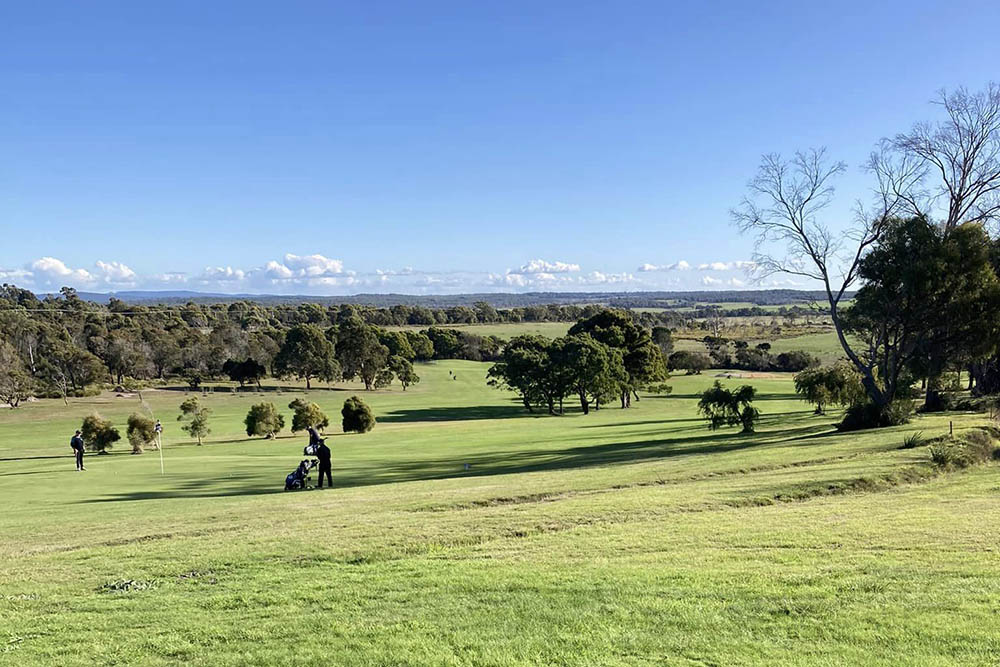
<box><xmin>303</xmin><ymin>439</ymin><xmax>324</xmax><ymax>457</ymax></box>
<box><xmin>284</xmin><ymin>458</ymin><xmax>318</xmax><ymax>490</ymax></box>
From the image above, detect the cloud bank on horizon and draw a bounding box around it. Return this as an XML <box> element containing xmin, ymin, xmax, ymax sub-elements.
<box><xmin>0</xmin><ymin>254</ymin><xmax>803</xmax><ymax>295</ymax></box>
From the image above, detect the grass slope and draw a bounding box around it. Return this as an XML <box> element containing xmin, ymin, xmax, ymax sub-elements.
<box><xmin>1</xmin><ymin>362</ymin><xmax>998</xmax><ymax>665</ymax></box>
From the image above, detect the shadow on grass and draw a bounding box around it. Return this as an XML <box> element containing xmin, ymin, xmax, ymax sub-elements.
<box><xmin>663</xmin><ymin>393</ymin><xmax>802</xmax><ymax>401</ymax></box>
<box><xmin>80</xmin><ymin>472</ymin><xmax>286</xmax><ymax>502</ymax></box>
<box><xmin>378</xmin><ymin>404</ymin><xmax>544</xmax><ymax>423</ymax></box>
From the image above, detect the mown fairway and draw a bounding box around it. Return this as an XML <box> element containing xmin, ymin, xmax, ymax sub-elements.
<box><xmin>2</xmin><ymin>362</ymin><xmax>998</xmax><ymax>665</ymax></box>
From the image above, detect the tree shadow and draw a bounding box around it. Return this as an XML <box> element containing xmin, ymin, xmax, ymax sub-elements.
<box><xmin>0</xmin><ymin>468</ymin><xmax>77</xmax><ymax>477</ymax></box>
<box><xmin>664</xmin><ymin>393</ymin><xmax>802</xmax><ymax>401</ymax></box>
<box><xmin>79</xmin><ymin>472</ymin><xmax>286</xmax><ymax>502</ymax></box>
<box><xmin>378</xmin><ymin>404</ymin><xmax>542</xmax><ymax>423</ymax></box>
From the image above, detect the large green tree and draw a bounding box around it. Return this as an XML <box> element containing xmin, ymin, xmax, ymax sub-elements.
<box><xmin>336</xmin><ymin>317</ymin><xmax>389</xmax><ymax>391</ymax></box>
<box><xmin>550</xmin><ymin>335</ymin><xmax>627</xmax><ymax>415</ymax></box>
<box><xmin>488</xmin><ymin>335</ymin><xmax>565</xmax><ymax>414</ymax></box>
<box><xmin>569</xmin><ymin>310</ymin><xmax>667</xmax><ymax>408</ymax></box>
<box><xmin>842</xmin><ymin>217</ymin><xmax>1000</xmax><ymax>412</ymax></box>
<box><xmin>274</xmin><ymin>324</ymin><xmax>340</xmax><ymax>389</ymax></box>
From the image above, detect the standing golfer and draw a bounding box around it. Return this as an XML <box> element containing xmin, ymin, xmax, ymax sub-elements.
<box><xmin>70</xmin><ymin>430</ymin><xmax>85</xmax><ymax>471</ymax></box>
<box><xmin>315</xmin><ymin>439</ymin><xmax>332</xmax><ymax>489</ymax></box>
<box><xmin>153</xmin><ymin>419</ymin><xmax>163</xmax><ymax>447</ymax></box>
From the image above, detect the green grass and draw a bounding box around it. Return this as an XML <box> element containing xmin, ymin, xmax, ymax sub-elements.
<box><xmin>2</xmin><ymin>362</ymin><xmax>998</xmax><ymax>665</ymax></box>
<box><xmin>762</xmin><ymin>331</ymin><xmax>847</xmax><ymax>363</ymax></box>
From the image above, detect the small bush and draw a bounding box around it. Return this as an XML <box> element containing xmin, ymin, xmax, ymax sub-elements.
<box><xmin>81</xmin><ymin>413</ymin><xmax>121</xmax><ymax>454</ymax></box>
<box><xmin>838</xmin><ymin>399</ymin><xmax>914</xmax><ymax>431</ymax></box>
<box><xmin>342</xmin><ymin>396</ymin><xmax>375</xmax><ymax>434</ymax></box>
<box><xmin>900</xmin><ymin>431</ymin><xmax>925</xmax><ymax>449</ymax></box>
<box><xmin>244</xmin><ymin>402</ymin><xmax>285</xmax><ymax>438</ymax></box>
<box><xmin>288</xmin><ymin>398</ymin><xmax>329</xmax><ymax>433</ymax></box>
<box><xmin>126</xmin><ymin>413</ymin><xmax>156</xmax><ymax>454</ymax></box>
<box><xmin>950</xmin><ymin>396</ymin><xmax>986</xmax><ymax>412</ymax></box>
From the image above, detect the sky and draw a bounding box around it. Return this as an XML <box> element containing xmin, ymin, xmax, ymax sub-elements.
<box><xmin>2</xmin><ymin>0</ymin><xmax>999</xmax><ymax>295</ymax></box>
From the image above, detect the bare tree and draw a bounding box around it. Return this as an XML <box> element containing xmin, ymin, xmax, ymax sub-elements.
<box><xmin>871</xmin><ymin>83</ymin><xmax>1000</xmax><ymax>234</ymax></box>
<box><xmin>732</xmin><ymin>148</ymin><xmax>902</xmax><ymax>406</ymax></box>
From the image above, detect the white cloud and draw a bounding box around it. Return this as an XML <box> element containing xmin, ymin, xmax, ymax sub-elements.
<box><xmin>94</xmin><ymin>260</ymin><xmax>137</xmax><ymax>284</ymax></box>
<box><xmin>375</xmin><ymin>267</ymin><xmax>415</xmax><ymax>276</ymax></box>
<box><xmin>30</xmin><ymin>257</ymin><xmax>93</xmax><ymax>283</ymax></box>
<box><xmin>701</xmin><ymin>275</ymin><xmax>747</xmax><ymax>288</ymax></box>
<box><xmin>697</xmin><ymin>260</ymin><xmax>756</xmax><ymax>271</ymax></box>
<box><xmin>510</xmin><ymin>259</ymin><xmax>581</xmax><ymax>274</ymax></box>
<box><xmin>585</xmin><ymin>271</ymin><xmax>635</xmax><ymax>284</ymax></box>
<box><xmin>261</xmin><ymin>260</ymin><xmax>294</xmax><ymax>280</ymax></box>
<box><xmin>0</xmin><ymin>267</ymin><xmax>31</xmax><ymax>282</ymax></box>
<box><xmin>0</xmin><ymin>252</ymin><xmax>772</xmax><ymax>295</ymax></box>
<box><xmin>282</xmin><ymin>253</ymin><xmax>346</xmax><ymax>277</ymax></box>
<box><xmin>637</xmin><ymin>260</ymin><xmax>690</xmax><ymax>272</ymax></box>
<box><xmin>1</xmin><ymin>257</ymin><xmax>141</xmax><ymax>290</ymax></box>
<box><xmin>199</xmin><ymin>266</ymin><xmax>246</xmax><ymax>282</ymax></box>
<box><xmin>154</xmin><ymin>272</ymin><xmax>188</xmax><ymax>284</ymax></box>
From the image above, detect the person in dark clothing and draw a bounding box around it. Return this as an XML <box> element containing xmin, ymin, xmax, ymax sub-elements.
<box><xmin>70</xmin><ymin>430</ymin><xmax>86</xmax><ymax>471</ymax></box>
<box><xmin>306</xmin><ymin>425</ymin><xmax>322</xmax><ymax>448</ymax></box>
<box><xmin>315</xmin><ymin>440</ymin><xmax>332</xmax><ymax>488</ymax></box>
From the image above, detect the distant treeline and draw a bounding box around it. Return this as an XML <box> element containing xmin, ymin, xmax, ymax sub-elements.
<box><xmin>0</xmin><ymin>285</ymin><xmax>681</xmax><ymax>400</ymax></box>
<box><xmin>0</xmin><ymin>285</ymin><xmax>826</xmax><ymax>408</ymax></box>
<box><xmin>59</xmin><ymin>288</ymin><xmax>847</xmax><ymax>309</ymax></box>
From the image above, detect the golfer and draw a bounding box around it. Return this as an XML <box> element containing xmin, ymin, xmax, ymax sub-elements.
<box><xmin>316</xmin><ymin>440</ymin><xmax>332</xmax><ymax>489</ymax></box>
<box><xmin>70</xmin><ymin>430</ymin><xmax>85</xmax><ymax>471</ymax></box>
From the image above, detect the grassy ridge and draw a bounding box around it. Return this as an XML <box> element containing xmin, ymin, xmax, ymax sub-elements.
<box><xmin>1</xmin><ymin>362</ymin><xmax>998</xmax><ymax>665</ymax></box>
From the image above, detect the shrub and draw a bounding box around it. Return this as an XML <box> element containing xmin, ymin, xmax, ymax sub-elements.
<box><xmin>668</xmin><ymin>351</ymin><xmax>711</xmax><ymax>375</ymax></box>
<box><xmin>900</xmin><ymin>431</ymin><xmax>926</xmax><ymax>449</ymax></box>
<box><xmin>838</xmin><ymin>399</ymin><xmax>914</xmax><ymax>431</ymax></box>
<box><xmin>81</xmin><ymin>413</ymin><xmax>121</xmax><ymax>454</ymax></box>
<box><xmin>178</xmin><ymin>397</ymin><xmax>212</xmax><ymax>445</ymax></box>
<box><xmin>288</xmin><ymin>398</ymin><xmax>329</xmax><ymax>433</ymax></box>
<box><xmin>342</xmin><ymin>395</ymin><xmax>375</xmax><ymax>434</ymax></box>
<box><xmin>773</xmin><ymin>350</ymin><xmax>820</xmax><ymax>372</ymax></box>
<box><xmin>126</xmin><ymin>413</ymin><xmax>156</xmax><ymax>454</ymax></box>
<box><xmin>794</xmin><ymin>363</ymin><xmax>864</xmax><ymax>415</ymax></box>
<box><xmin>928</xmin><ymin>428</ymin><xmax>998</xmax><ymax>468</ymax></box>
<box><xmin>244</xmin><ymin>402</ymin><xmax>285</xmax><ymax>438</ymax></box>
<box><xmin>697</xmin><ymin>381</ymin><xmax>760</xmax><ymax>433</ymax></box>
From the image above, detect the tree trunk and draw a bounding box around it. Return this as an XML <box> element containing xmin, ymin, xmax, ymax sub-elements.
<box><xmin>922</xmin><ymin>355</ymin><xmax>947</xmax><ymax>412</ymax></box>
<box><xmin>578</xmin><ymin>391</ymin><xmax>589</xmax><ymax>415</ymax></box>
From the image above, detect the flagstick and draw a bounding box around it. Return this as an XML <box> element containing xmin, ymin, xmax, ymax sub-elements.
<box><xmin>158</xmin><ymin>433</ymin><xmax>164</xmax><ymax>475</ymax></box>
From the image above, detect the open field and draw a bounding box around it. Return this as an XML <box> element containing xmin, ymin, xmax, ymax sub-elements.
<box><xmin>385</xmin><ymin>320</ymin><xmax>848</xmax><ymax>364</ymax></box>
<box><xmin>386</xmin><ymin>321</ymin><xmax>574</xmax><ymax>339</ymax></box>
<box><xmin>2</xmin><ymin>362</ymin><xmax>999</xmax><ymax>665</ymax></box>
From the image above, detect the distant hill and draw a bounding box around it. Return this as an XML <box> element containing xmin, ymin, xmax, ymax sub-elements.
<box><xmin>65</xmin><ymin>289</ymin><xmax>843</xmax><ymax>308</ymax></box>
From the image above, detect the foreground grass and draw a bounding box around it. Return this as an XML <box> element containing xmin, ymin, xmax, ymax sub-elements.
<box><xmin>1</xmin><ymin>363</ymin><xmax>998</xmax><ymax>665</ymax></box>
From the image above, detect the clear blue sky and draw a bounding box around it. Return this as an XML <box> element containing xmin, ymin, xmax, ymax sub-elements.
<box><xmin>3</xmin><ymin>0</ymin><xmax>998</xmax><ymax>294</ymax></box>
